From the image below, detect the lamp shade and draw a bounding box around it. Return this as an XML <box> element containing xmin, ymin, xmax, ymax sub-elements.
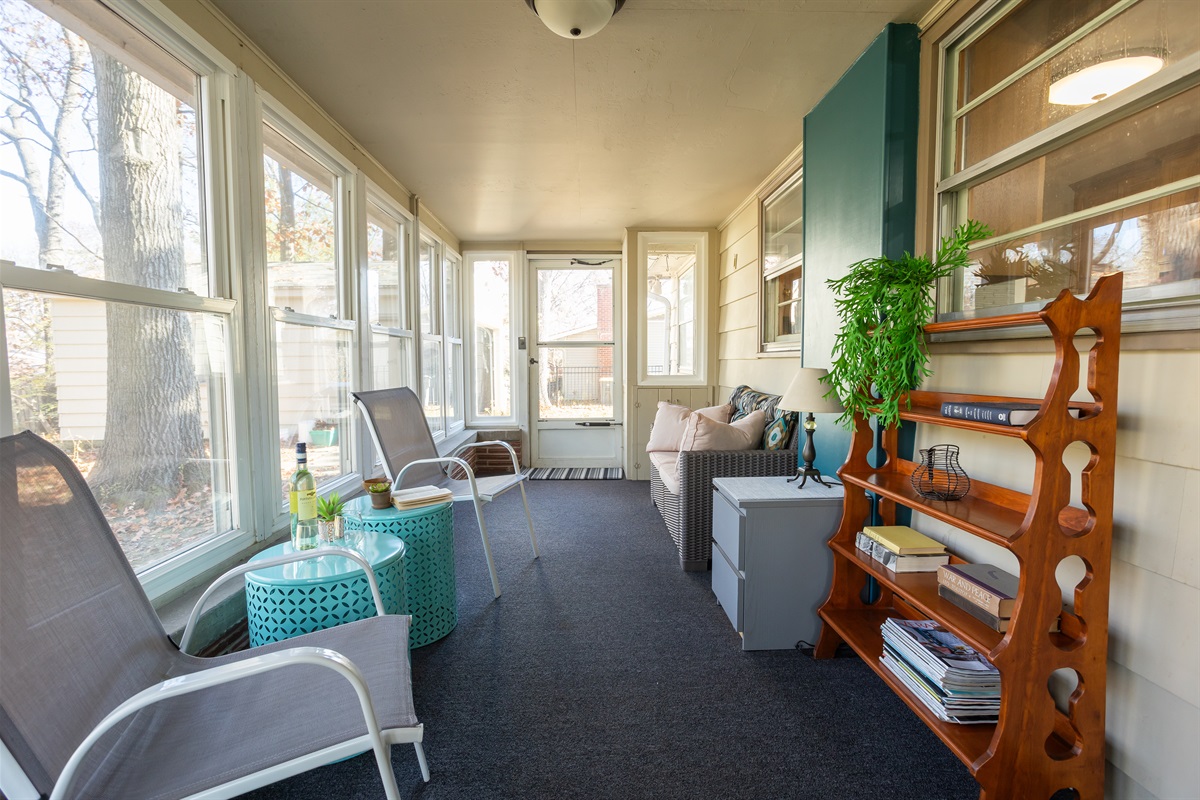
<box><xmin>526</xmin><ymin>0</ymin><xmax>624</xmax><ymax>39</ymax></box>
<box><xmin>778</xmin><ymin>368</ymin><xmax>844</xmax><ymax>415</ymax></box>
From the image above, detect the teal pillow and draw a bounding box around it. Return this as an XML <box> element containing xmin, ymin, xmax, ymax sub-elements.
<box><xmin>763</xmin><ymin>414</ymin><xmax>791</xmax><ymax>450</ymax></box>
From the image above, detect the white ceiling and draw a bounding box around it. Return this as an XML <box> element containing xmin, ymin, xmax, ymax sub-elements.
<box><xmin>210</xmin><ymin>0</ymin><xmax>934</xmax><ymax>243</ymax></box>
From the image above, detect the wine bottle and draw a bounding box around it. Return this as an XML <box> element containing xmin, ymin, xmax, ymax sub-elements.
<box><xmin>289</xmin><ymin>443</ymin><xmax>319</xmax><ymax>550</ymax></box>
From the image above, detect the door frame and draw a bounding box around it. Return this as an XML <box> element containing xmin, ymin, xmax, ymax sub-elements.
<box><xmin>526</xmin><ymin>253</ymin><xmax>624</xmax><ymax>468</ymax></box>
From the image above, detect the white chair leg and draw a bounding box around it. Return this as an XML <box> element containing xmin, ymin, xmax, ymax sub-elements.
<box><xmin>414</xmin><ymin>742</ymin><xmax>430</xmax><ymax>782</ymax></box>
<box><xmin>472</xmin><ymin>496</ymin><xmax>502</xmax><ymax>599</ymax></box>
<box><xmin>371</xmin><ymin>743</ymin><xmax>402</xmax><ymax>800</ymax></box>
<box><xmin>519</xmin><ymin>482</ymin><xmax>539</xmax><ymax>558</ymax></box>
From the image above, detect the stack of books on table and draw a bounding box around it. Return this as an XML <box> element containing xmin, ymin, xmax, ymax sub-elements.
<box><xmin>880</xmin><ymin>618</ymin><xmax>1000</xmax><ymax>725</ymax></box>
<box><xmin>391</xmin><ymin>485</ymin><xmax>453</xmax><ymax>511</ymax></box>
<box><xmin>936</xmin><ymin>562</ymin><xmax>1058</xmax><ymax>633</ymax></box>
<box><xmin>854</xmin><ymin>525</ymin><xmax>949</xmax><ymax>572</ymax></box>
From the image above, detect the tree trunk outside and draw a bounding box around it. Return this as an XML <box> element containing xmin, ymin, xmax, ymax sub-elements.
<box><xmin>88</xmin><ymin>48</ymin><xmax>206</xmax><ymax>506</ymax></box>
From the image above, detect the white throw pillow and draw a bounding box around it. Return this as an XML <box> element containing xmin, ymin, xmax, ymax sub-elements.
<box><xmin>645</xmin><ymin>402</ymin><xmax>692</xmax><ymax>452</ymax></box>
<box><xmin>680</xmin><ymin>409</ymin><xmax>766</xmax><ymax>452</ymax></box>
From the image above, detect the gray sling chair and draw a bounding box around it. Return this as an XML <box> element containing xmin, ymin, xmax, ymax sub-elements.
<box><xmin>0</xmin><ymin>431</ymin><xmax>428</xmax><ymax>800</ymax></box>
<box><xmin>351</xmin><ymin>387</ymin><xmax>538</xmax><ymax>599</ymax></box>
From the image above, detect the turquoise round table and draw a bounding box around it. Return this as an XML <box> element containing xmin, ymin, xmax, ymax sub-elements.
<box><xmin>244</xmin><ymin>530</ymin><xmax>406</xmax><ymax>647</ymax></box>
<box><xmin>344</xmin><ymin>495</ymin><xmax>456</xmax><ymax>648</ymax></box>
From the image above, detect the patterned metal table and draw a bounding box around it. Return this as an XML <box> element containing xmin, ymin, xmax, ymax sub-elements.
<box><xmin>244</xmin><ymin>530</ymin><xmax>406</xmax><ymax>647</ymax></box>
<box><xmin>344</xmin><ymin>495</ymin><xmax>456</xmax><ymax>648</ymax></box>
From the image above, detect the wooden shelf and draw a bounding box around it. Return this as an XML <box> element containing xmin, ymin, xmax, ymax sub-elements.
<box><xmin>829</xmin><ymin>540</ymin><xmax>1004</xmax><ymax>656</ymax></box>
<box><xmin>816</xmin><ymin>274</ymin><xmax>1122</xmax><ymax>798</ymax></box>
<box><xmin>840</xmin><ymin>467</ymin><xmax>1029</xmax><ymax>547</ymax></box>
<box><xmin>896</xmin><ymin>391</ymin><xmax>1099</xmax><ymax>438</ymax></box>
<box><xmin>819</xmin><ymin>606</ymin><xmax>996</xmax><ymax>773</ymax></box>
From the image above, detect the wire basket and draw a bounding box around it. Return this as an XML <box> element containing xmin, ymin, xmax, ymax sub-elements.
<box><xmin>911</xmin><ymin>444</ymin><xmax>970</xmax><ymax>501</ymax></box>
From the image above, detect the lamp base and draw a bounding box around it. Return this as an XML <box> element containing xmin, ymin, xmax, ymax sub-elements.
<box><xmin>787</xmin><ymin>466</ymin><xmax>836</xmax><ymax>489</ymax></box>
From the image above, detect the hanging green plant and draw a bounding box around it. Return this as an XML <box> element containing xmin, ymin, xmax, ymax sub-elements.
<box><xmin>824</xmin><ymin>219</ymin><xmax>992</xmax><ymax>430</ymax></box>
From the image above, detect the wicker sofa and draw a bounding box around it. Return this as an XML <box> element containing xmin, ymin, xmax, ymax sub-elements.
<box><xmin>649</xmin><ymin>386</ymin><xmax>798</xmax><ymax>571</ymax></box>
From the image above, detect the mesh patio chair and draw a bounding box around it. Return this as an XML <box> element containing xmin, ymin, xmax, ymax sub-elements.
<box><xmin>351</xmin><ymin>387</ymin><xmax>538</xmax><ymax>599</ymax></box>
<box><xmin>0</xmin><ymin>431</ymin><xmax>428</xmax><ymax>800</ymax></box>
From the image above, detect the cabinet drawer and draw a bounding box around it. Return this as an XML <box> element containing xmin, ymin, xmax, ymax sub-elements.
<box><xmin>711</xmin><ymin>489</ymin><xmax>745</xmax><ymax>570</ymax></box>
<box><xmin>712</xmin><ymin>544</ymin><xmax>743</xmax><ymax>632</ymax></box>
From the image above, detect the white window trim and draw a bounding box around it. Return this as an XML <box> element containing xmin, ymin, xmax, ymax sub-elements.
<box><xmin>635</xmin><ymin>231</ymin><xmax>709</xmax><ymax>386</ymax></box>
<box><xmin>759</xmin><ymin>168</ymin><xmax>805</xmax><ymax>354</ymax></box>
<box><xmin>443</xmin><ymin>246</ymin><xmax>465</xmax><ymax>437</ymax></box>
<box><xmin>464</xmin><ymin>250</ymin><xmax>521</xmax><ymax>428</ymax></box>
<box><xmin>932</xmin><ymin>0</ymin><xmax>1200</xmax><ymax>336</ymax></box>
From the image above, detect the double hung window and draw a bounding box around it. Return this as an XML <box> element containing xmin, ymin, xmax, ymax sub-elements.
<box><xmin>761</xmin><ymin>170</ymin><xmax>805</xmax><ymax>350</ymax></box>
<box><xmin>638</xmin><ymin>232</ymin><xmax>707</xmax><ymax>383</ymax></box>
<box><xmin>937</xmin><ymin>0</ymin><xmax>1199</xmax><ymax>327</ymax></box>
<box><xmin>0</xmin><ymin>0</ymin><xmax>236</xmax><ymax>580</ymax></box>
<box><xmin>366</xmin><ymin>196</ymin><xmax>413</xmax><ymax>391</ymax></box>
<box><xmin>467</xmin><ymin>253</ymin><xmax>517</xmax><ymax>423</ymax></box>
<box><xmin>262</xmin><ymin>116</ymin><xmax>354</xmax><ymax>499</ymax></box>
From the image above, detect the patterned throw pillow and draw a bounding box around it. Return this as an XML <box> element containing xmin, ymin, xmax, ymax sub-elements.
<box><xmin>763</xmin><ymin>414</ymin><xmax>792</xmax><ymax>451</ymax></box>
<box><xmin>727</xmin><ymin>385</ymin><xmax>798</xmax><ymax>449</ymax></box>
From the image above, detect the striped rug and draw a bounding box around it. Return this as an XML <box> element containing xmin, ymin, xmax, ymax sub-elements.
<box><xmin>524</xmin><ymin>466</ymin><xmax>624</xmax><ymax>480</ymax></box>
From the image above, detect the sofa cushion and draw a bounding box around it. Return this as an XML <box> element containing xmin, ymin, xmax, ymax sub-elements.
<box><xmin>680</xmin><ymin>409</ymin><xmax>765</xmax><ymax>452</ymax></box>
<box><xmin>648</xmin><ymin>451</ymin><xmax>681</xmax><ymax>495</ymax></box>
<box><xmin>728</xmin><ymin>385</ymin><xmax>798</xmax><ymax>449</ymax></box>
<box><xmin>646</xmin><ymin>402</ymin><xmax>733</xmax><ymax>452</ymax></box>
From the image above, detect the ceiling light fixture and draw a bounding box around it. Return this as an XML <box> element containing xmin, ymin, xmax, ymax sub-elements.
<box><xmin>524</xmin><ymin>0</ymin><xmax>625</xmax><ymax>39</ymax></box>
<box><xmin>1048</xmin><ymin>54</ymin><xmax>1165</xmax><ymax>106</ymax></box>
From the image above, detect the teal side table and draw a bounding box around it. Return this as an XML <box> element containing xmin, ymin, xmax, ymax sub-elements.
<box><xmin>244</xmin><ymin>530</ymin><xmax>406</xmax><ymax>647</ymax></box>
<box><xmin>345</xmin><ymin>496</ymin><xmax>456</xmax><ymax>648</ymax></box>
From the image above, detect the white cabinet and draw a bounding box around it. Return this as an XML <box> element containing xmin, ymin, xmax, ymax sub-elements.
<box><xmin>710</xmin><ymin>477</ymin><xmax>843</xmax><ymax>650</ymax></box>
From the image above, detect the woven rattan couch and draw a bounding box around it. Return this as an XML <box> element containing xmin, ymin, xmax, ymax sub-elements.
<box><xmin>649</xmin><ymin>386</ymin><xmax>797</xmax><ymax>571</ymax></box>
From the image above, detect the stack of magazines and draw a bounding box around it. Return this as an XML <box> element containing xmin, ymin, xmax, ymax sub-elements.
<box><xmin>880</xmin><ymin>618</ymin><xmax>1000</xmax><ymax>725</ymax></box>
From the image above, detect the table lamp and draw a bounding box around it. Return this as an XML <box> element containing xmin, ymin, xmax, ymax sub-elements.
<box><xmin>778</xmin><ymin>367</ymin><xmax>845</xmax><ymax>489</ymax></box>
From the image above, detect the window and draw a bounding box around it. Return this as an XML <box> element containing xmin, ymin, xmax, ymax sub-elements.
<box><xmin>0</xmin><ymin>0</ymin><xmax>236</xmax><ymax>575</ymax></box>
<box><xmin>366</xmin><ymin>196</ymin><xmax>413</xmax><ymax>391</ymax></box>
<box><xmin>262</xmin><ymin>116</ymin><xmax>354</xmax><ymax>498</ymax></box>
<box><xmin>468</xmin><ymin>253</ymin><xmax>516</xmax><ymax>423</ymax></box>
<box><xmin>638</xmin><ymin>232</ymin><xmax>707</xmax><ymax>383</ymax></box>
<box><xmin>418</xmin><ymin>235</ymin><xmax>443</xmax><ymax>438</ymax></box>
<box><xmin>442</xmin><ymin>249</ymin><xmax>464</xmax><ymax>434</ymax></box>
<box><xmin>937</xmin><ymin>0</ymin><xmax>1199</xmax><ymax>327</ymax></box>
<box><xmin>761</xmin><ymin>170</ymin><xmax>804</xmax><ymax>350</ymax></box>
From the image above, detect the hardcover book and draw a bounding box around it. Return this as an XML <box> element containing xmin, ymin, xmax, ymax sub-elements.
<box><xmin>863</xmin><ymin>525</ymin><xmax>946</xmax><ymax>555</ymax></box>
<box><xmin>940</xmin><ymin>401</ymin><xmax>1085</xmax><ymax>427</ymax></box>
<box><xmin>938</xmin><ymin>563</ymin><xmax>1018</xmax><ymax>617</ymax></box>
<box><xmin>937</xmin><ymin>585</ymin><xmax>1059</xmax><ymax>633</ymax></box>
<box><xmin>877</xmin><ymin>549</ymin><xmax>950</xmax><ymax>573</ymax></box>
<box><xmin>391</xmin><ymin>485</ymin><xmax>453</xmax><ymax>510</ymax></box>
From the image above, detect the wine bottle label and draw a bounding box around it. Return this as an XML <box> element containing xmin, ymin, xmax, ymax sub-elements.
<box><xmin>291</xmin><ymin>489</ymin><xmax>317</xmax><ymax>520</ymax></box>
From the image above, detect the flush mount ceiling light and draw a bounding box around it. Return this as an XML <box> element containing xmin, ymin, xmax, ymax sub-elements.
<box><xmin>524</xmin><ymin>0</ymin><xmax>625</xmax><ymax>39</ymax></box>
<box><xmin>1048</xmin><ymin>54</ymin><xmax>1165</xmax><ymax>106</ymax></box>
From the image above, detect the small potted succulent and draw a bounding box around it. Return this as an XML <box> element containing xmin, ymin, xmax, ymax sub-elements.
<box><xmin>316</xmin><ymin>492</ymin><xmax>346</xmax><ymax>543</ymax></box>
<box><xmin>364</xmin><ymin>477</ymin><xmax>393</xmax><ymax>509</ymax></box>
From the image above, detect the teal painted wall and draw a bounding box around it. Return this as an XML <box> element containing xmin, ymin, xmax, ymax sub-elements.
<box><xmin>798</xmin><ymin>22</ymin><xmax>920</xmax><ymax>483</ymax></box>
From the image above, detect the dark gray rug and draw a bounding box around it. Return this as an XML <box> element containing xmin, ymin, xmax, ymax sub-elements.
<box><xmin>241</xmin><ymin>480</ymin><xmax>978</xmax><ymax>799</ymax></box>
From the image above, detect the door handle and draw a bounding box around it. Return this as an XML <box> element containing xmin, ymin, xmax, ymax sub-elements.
<box><xmin>529</xmin><ymin>357</ymin><xmax>539</xmax><ymax>364</ymax></box>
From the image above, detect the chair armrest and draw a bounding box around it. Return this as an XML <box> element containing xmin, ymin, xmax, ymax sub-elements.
<box><xmin>395</xmin><ymin>456</ymin><xmax>477</xmax><ymax>494</ymax></box>
<box><xmin>50</xmin><ymin>644</ymin><xmax>402</xmax><ymax>800</ymax></box>
<box><xmin>450</xmin><ymin>440</ymin><xmax>521</xmax><ymax>474</ymax></box>
<box><xmin>179</xmin><ymin>548</ymin><xmax>387</xmax><ymax>655</ymax></box>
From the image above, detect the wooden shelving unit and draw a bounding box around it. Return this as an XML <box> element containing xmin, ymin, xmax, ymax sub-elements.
<box><xmin>815</xmin><ymin>273</ymin><xmax>1122</xmax><ymax>799</ymax></box>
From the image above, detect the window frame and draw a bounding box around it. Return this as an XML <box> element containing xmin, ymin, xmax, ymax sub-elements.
<box><xmin>932</xmin><ymin>0</ymin><xmax>1200</xmax><ymax>337</ymax></box>
<box><xmin>759</xmin><ymin>167</ymin><xmax>805</xmax><ymax>353</ymax></box>
<box><xmin>362</xmin><ymin>185</ymin><xmax>415</xmax><ymax>395</ymax></box>
<box><xmin>464</xmin><ymin>250</ymin><xmax>521</xmax><ymax>428</ymax></box>
<box><xmin>635</xmin><ymin>231</ymin><xmax>709</xmax><ymax>386</ymax></box>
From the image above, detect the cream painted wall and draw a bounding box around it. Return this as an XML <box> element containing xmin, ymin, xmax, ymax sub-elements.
<box><xmin>715</xmin><ymin>203</ymin><xmax>800</xmax><ymax>403</ymax></box>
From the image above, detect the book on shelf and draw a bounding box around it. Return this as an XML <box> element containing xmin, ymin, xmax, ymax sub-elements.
<box><xmin>863</xmin><ymin>525</ymin><xmax>947</xmax><ymax>555</ymax></box>
<box><xmin>879</xmin><ymin>618</ymin><xmax>1000</xmax><ymax>725</ymax></box>
<box><xmin>937</xmin><ymin>585</ymin><xmax>1060</xmax><ymax>633</ymax></box>
<box><xmin>855</xmin><ymin>531</ymin><xmax>875</xmax><ymax>556</ymax></box>
<box><xmin>940</xmin><ymin>401</ymin><xmax>1085</xmax><ymax>427</ymax></box>
<box><xmin>937</xmin><ymin>563</ymin><xmax>1018</xmax><ymax>617</ymax></box>
<box><xmin>876</xmin><ymin>548</ymin><xmax>950</xmax><ymax>573</ymax></box>
<box><xmin>391</xmin><ymin>485</ymin><xmax>453</xmax><ymax>510</ymax></box>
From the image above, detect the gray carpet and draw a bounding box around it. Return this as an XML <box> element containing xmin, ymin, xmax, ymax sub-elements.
<box><xmin>242</xmin><ymin>480</ymin><xmax>978</xmax><ymax>799</ymax></box>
